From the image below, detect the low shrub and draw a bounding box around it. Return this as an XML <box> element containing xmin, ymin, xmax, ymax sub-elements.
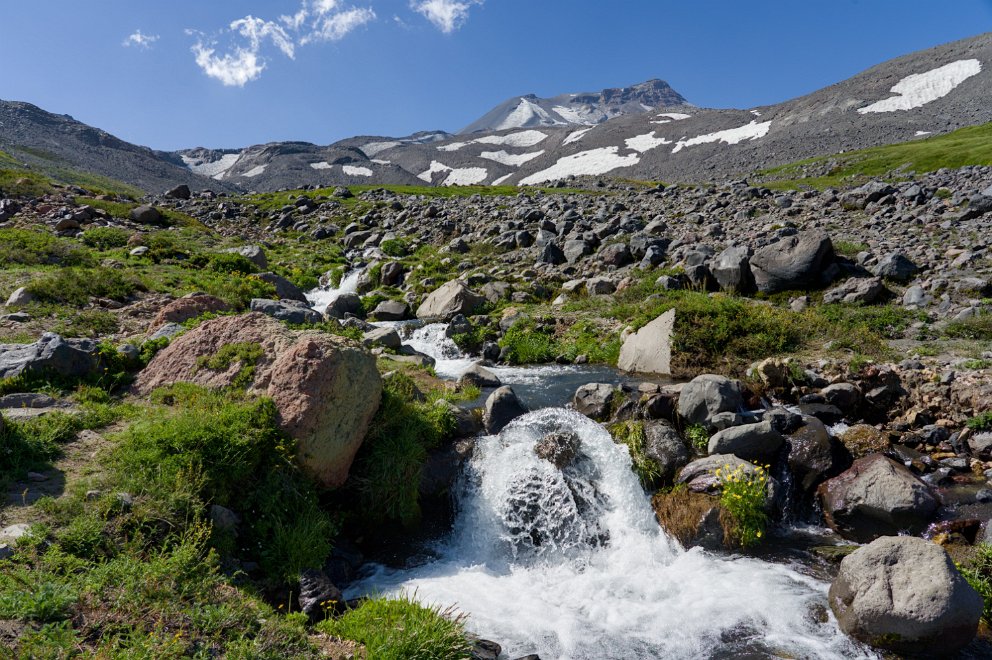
<box><xmin>945</xmin><ymin>313</ymin><xmax>992</xmax><ymax>341</ymax></box>
<box><xmin>81</xmin><ymin>227</ymin><xmax>130</xmax><ymax>250</ymax></box>
<box><xmin>0</xmin><ymin>228</ymin><xmax>93</xmax><ymax>266</ymax></box>
<box><xmin>716</xmin><ymin>463</ymin><xmax>768</xmax><ymax>547</ymax></box>
<box><xmin>317</xmin><ymin>593</ymin><xmax>472</xmax><ymax>660</ymax></box>
<box><xmin>26</xmin><ymin>266</ymin><xmax>144</xmax><ymax>305</ymax></box>
<box><xmin>967</xmin><ymin>412</ymin><xmax>992</xmax><ymax>432</ymax></box>
<box><xmin>685</xmin><ymin>424</ymin><xmax>709</xmax><ymax>454</ymax></box>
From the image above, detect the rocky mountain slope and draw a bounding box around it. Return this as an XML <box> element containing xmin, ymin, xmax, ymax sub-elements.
<box><xmin>2</xmin><ymin>33</ymin><xmax>991</xmax><ymax>194</ymax></box>
<box><xmin>458</xmin><ymin>79</ymin><xmax>689</xmax><ymax>134</ymax></box>
<box><xmin>0</xmin><ymin>101</ymin><xmax>236</xmax><ymax>194</ymax></box>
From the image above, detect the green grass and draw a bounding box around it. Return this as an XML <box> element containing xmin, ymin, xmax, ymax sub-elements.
<box><xmin>608</xmin><ymin>421</ymin><xmax>662</xmax><ymax>488</ymax></box>
<box><xmin>967</xmin><ymin>412</ymin><xmax>992</xmax><ymax>432</ymax></box>
<box><xmin>944</xmin><ymin>313</ymin><xmax>992</xmax><ymax>341</ymax></box>
<box><xmin>348</xmin><ymin>373</ymin><xmax>457</xmax><ymax>527</ymax></box>
<box><xmin>0</xmin><ymin>228</ymin><xmax>94</xmax><ymax>267</ymax></box>
<box><xmin>317</xmin><ymin>593</ymin><xmax>472</xmax><ymax>660</ymax></box>
<box><xmin>959</xmin><ymin>543</ymin><xmax>992</xmax><ymax>624</ymax></box>
<box><xmin>196</xmin><ymin>341</ymin><xmax>264</xmax><ymax>389</ymax></box>
<box><xmin>26</xmin><ymin>266</ymin><xmax>145</xmax><ymax>305</ymax></box>
<box><xmin>761</xmin><ymin>122</ymin><xmax>992</xmax><ymax>189</ymax></box>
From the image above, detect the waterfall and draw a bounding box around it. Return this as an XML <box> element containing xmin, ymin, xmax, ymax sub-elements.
<box><xmin>349</xmin><ymin>409</ymin><xmax>873</xmax><ymax>659</ymax></box>
<box><xmin>306</xmin><ymin>268</ymin><xmax>364</xmax><ymax>311</ymax></box>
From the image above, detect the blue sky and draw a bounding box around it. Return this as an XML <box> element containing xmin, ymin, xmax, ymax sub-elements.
<box><xmin>2</xmin><ymin>1</ymin><xmax>991</xmax><ymax>151</ymax></box>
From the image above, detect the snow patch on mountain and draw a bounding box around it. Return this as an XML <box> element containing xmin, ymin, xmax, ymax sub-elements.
<box><xmin>480</xmin><ymin>150</ymin><xmax>545</xmax><ymax>166</ymax></box>
<box><xmin>625</xmin><ymin>132</ymin><xmax>672</xmax><ymax>153</ymax></box>
<box><xmin>310</xmin><ymin>162</ymin><xmax>333</xmax><ymax>170</ymax></box>
<box><xmin>444</xmin><ymin>167</ymin><xmax>488</xmax><ymax>185</ymax></box>
<box><xmin>343</xmin><ymin>165</ymin><xmax>373</xmax><ymax>177</ymax></box>
<box><xmin>672</xmin><ymin>120</ymin><xmax>772</xmax><ymax>154</ymax></box>
<box><xmin>563</xmin><ymin>128</ymin><xmax>594</xmax><ymax>145</ymax></box>
<box><xmin>552</xmin><ymin>105</ymin><xmax>595</xmax><ymax>125</ymax></box>
<box><xmin>437</xmin><ymin>142</ymin><xmax>469</xmax><ymax>152</ymax></box>
<box><xmin>652</xmin><ymin>112</ymin><xmax>692</xmax><ymax>125</ymax></box>
<box><xmin>418</xmin><ymin>161</ymin><xmax>451</xmax><ymax>182</ymax></box>
<box><xmin>370</xmin><ymin>159</ymin><xmax>391</xmax><ymax>165</ymax></box>
<box><xmin>241</xmin><ymin>165</ymin><xmax>266</xmax><ymax>178</ymax></box>
<box><xmin>182</xmin><ymin>153</ymin><xmax>240</xmax><ymax>180</ymax></box>
<box><xmin>362</xmin><ymin>141</ymin><xmax>401</xmax><ymax>157</ymax></box>
<box><xmin>497</xmin><ymin>98</ymin><xmax>566</xmax><ymax>130</ymax></box>
<box><xmin>474</xmin><ymin>130</ymin><xmax>549</xmax><ymax>148</ymax></box>
<box><xmin>858</xmin><ymin>59</ymin><xmax>982</xmax><ymax>114</ymax></box>
<box><xmin>492</xmin><ymin>173</ymin><xmax>514</xmax><ymax>185</ymax></box>
<box><xmin>519</xmin><ymin>147</ymin><xmax>640</xmax><ymax>185</ymax></box>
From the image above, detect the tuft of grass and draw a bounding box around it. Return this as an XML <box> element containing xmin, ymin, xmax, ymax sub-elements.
<box><xmin>959</xmin><ymin>543</ymin><xmax>992</xmax><ymax>624</ymax></box>
<box><xmin>945</xmin><ymin>313</ymin><xmax>992</xmax><ymax>341</ymax></box>
<box><xmin>685</xmin><ymin>424</ymin><xmax>709</xmax><ymax>454</ymax></box>
<box><xmin>196</xmin><ymin>341</ymin><xmax>264</xmax><ymax>389</ymax></box>
<box><xmin>967</xmin><ymin>412</ymin><xmax>992</xmax><ymax>432</ymax></box>
<box><xmin>349</xmin><ymin>373</ymin><xmax>456</xmax><ymax>526</ymax></box>
<box><xmin>608</xmin><ymin>421</ymin><xmax>662</xmax><ymax>488</ymax></box>
<box><xmin>0</xmin><ymin>228</ymin><xmax>93</xmax><ymax>267</ymax></box>
<box><xmin>833</xmin><ymin>240</ymin><xmax>869</xmax><ymax>258</ymax></box>
<box><xmin>317</xmin><ymin>593</ymin><xmax>472</xmax><ymax>660</ymax></box>
<box><xmin>26</xmin><ymin>266</ymin><xmax>144</xmax><ymax>305</ymax></box>
<box><xmin>80</xmin><ymin>226</ymin><xmax>131</xmax><ymax>250</ymax></box>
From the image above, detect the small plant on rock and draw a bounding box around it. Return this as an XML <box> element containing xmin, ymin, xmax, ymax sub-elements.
<box><xmin>716</xmin><ymin>463</ymin><xmax>768</xmax><ymax>548</ymax></box>
<box><xmin>685</xmin><ymin>424</ymin><xmax>709</xmax><ymax>454</ymax></box>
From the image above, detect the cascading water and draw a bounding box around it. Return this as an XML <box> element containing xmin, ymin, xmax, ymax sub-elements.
<box><xmin>349</xmin><ymin>409</ymin><xmax>874</xmax><ymax>659</ymax></box>
<box><xmin>405</xmin><ymin>323</ymin><xmax>477</xmax><ymax>379</ymax></box>
<box><xmin>306</xmin><ymin>269</ymin><xmax>364</xmax><ymax>311</ymax></box>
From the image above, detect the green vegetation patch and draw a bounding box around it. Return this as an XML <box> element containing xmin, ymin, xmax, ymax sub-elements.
<box><xmin>0</xmin><ymin>228</ymin><xmax>93</xmax><ymax>267</ymax></box>
<box><xmin>608</xmin><ymin>420</ymin><xmax>661</xmax><ymax>488</ymax></box>
<box><xmin>196</xmin><ymin>341</ymin><xmax>264</xmax><ymax>389</ymax></box>
<box><xmin>317</xmin><ymin>593</ymin><xmax>472</xmax><ymax>660</ymax></box>
<box><xmin>761</xmin><ymin>122</ymin><xmax>992</xmax><ymax>189</ymax></box>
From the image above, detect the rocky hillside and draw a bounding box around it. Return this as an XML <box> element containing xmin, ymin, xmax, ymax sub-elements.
<box><xmin>0</xmin><ymin>101</ymin><xmax>236</xmax><ymax>194</ymax></box>
<box><xmin>4</xmin><ymin>33</ymin><xmax>992</xmax><ymax>194</ymax></box>
<box><xmin>458</xmin><ymin>78</ymin><xmax>689</xmax><ymax>134</ymax></box>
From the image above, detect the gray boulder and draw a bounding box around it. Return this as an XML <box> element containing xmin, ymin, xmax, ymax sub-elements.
<box><xmin>164</xmin><ymin>184</ymin><xmax>191</xmax><ymax>200</ymax></box>
<box><xmin>711</xmin><ymin>245</ymin><xmax>754</xmax><ymax>293</ymax></box>
<box><xmin>256</xmin><ymin>272</ymin><xmax>307</xmax><ymax>303</ymax></box>
<box><xmin>573</xmin><ymin>383</ymin><xmax>615</xmax><ymax>421</ymax></box>
<box><xmin>325</xmin><ymin>293</ymin><xmax>363</xmax><ymax>319</ymax></box>
<box><xmin>362</xmin><ymin>327</ymin><xmax>402</xmax><ymax>350</ymax></box>
<box><xmin>677</xmin><ymin>374</ymin><xmax>744</xmax><ymax>431</ymax></box>
<box><xmin>786</xmin><ymin>416</ymin><xmax>835</xmax><ymax>491</ymax></box>
<box><xmin>707</xmin><ymin>419</ymin><xmax>784</xmax><ymax>462</ymax></box>
<box><xmin>417</xmin><ymin>280</ymin><xmax>485</xmax><ymax>321</ymax></box>
<box><xmin>129</xmin><ymin>204</ymin><xmax>163</xmax><ymax>225</ymax></box>
<box><xmin>298</xmin><ymin>568</ymin><xmax>343</xmax><ymax>622</ymax></box>
<box><xmin>829</xmin><ymin>536</ymin><xmax>982</xmax><ymax>655</ymax></box>
<box><xmin>586</xmin><ymin>277</ymin><xmax>617</xmax><ymax>296</ymax></box>
<box><xmin>873</xmin><ymin>252</ymin><xmax>919</xmax><ymax>282</ymax></box>
<box><xmin>818</xmin><ymin>454</ymin><xmax>938</xmax><ymax>542</ymax></box>
<box><xmin>643</xmin><ymin>420</ymin><xmax>690</xmax><ymax>483</ymax></box>
<box><xmin>249</xmin><ymin>299</ymin><xmax>322</xmax><ymax>325</ymax></box>
<box><xmin>369</xmin><ymin>299</ymin><xmax>410</xmax><ymax>321</ymax></box>
<box><xmin>0</xmin><ymin>333</ymin><xmax>99</xmax><ymax>380</ymax></box>
<box><xmin>822</xmin><ymin>277</ymin><xmax>886</xmax><ymax>304</ymax></box>
<box><xmin>484</xmin><ymin>386</ymin><xmax>528</xmax><ymax>435</ymax></box>
<box><xmin>460</xmin><ymin>362</ymin><xmax>502</xmax><ymax>388</ymax></box>
<box><xmin>749</xmin><ymin>231</ymin><xmax>835</xmax><ymax>293</ymax></box>
<box><xmin>224</xmin><ymin>245</ymin><xmax>267</xmax><ymax>269</ymax></box>
<box><xmin>617</xmin><ymin>309</ymin><xmax>675</xmax><ymax>376</ymax></box>
<box><xmin>5</xmin><ymin>287</ymin><xmax>35</xmax><ymax>307</ymax></box>
<box><xmin>563</xmin><ymin>239</ymin><xmax>592</xmax><ymax>264</ymax></box>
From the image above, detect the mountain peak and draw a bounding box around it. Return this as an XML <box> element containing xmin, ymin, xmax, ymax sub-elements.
<box><xmin>459</xmin><ymin>79</ymin><xmax>689</xmax><ymax>134</ymax></box>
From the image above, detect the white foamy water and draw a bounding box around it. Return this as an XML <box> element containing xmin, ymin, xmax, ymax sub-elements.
<box><xmin>404</xmin><ymin>323</ymin><xmax>476</xmax><ymax>378</ymax></box>
<box><xmin>306</xmin><ymin>269</ymin><xmax>363</xmax><ymax>312</ymax></box>
<box><xmin>351</xmin><ymin>409</ymin><xmax>872</xmax><ymax>659</ymax></box>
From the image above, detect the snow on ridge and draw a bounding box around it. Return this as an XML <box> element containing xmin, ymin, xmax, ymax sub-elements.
<box><xmin>552</xmin><ymin>105</ymin><xmax>596</xmax><ymax>125</ymax></box>
<box><xmin>473</xmin><ymin>130</ymin><xmax>549</xmax><ymax>148</ymax></box>
<box><xmin>182</xmin><ymin>153</ymin><xmax>240</xmax><ymax>180</ymax></box>
<box><xmin>496</xmin><ymin>98</ymin><xmax>565</xmax><ymax>131</ymax></box>
<box><xmin>672</xmin><ymin>120</ymin><xmax>772</xmax><ymax>154</ymax></box>
<box><xmin>651</xmin><ymin>112</ymin><xmax>691</xmax><ymax>125</ymax></box>
<box><xmin>492</xmin><ymin>173</ymin><xmax>514</xmax><ymax>185</ymax></box>
<box><xmin>480</xmin><ymin>150</ymin><xmax>545</xmax><ymax>166</ymax></box>
<box><xmin>437</xmin><ymin>142</ymin><xmax>469</xmax><ymax>152</ymax></box>
<box><xmin>371</xmin><ymin>159</ymin><xmax>391</xmax><ymax>165</ymax></box>
<box><xmin>343</xmin><ymin>165</ymin><xmax>373</xmax><ymax>177</ymax></box>
<box><xmin>310</xmin><ymin>162</ymin><xmax>333</xmax><ymax>170</ymax></box>
<box><xmin>625</xmin><ymin>132</ymin><xmax>672</xmax><ymax>153</ymax></box>
<box><xmin>362</xmin><ymin>141</ymin><xmax>401</xmax><ymax>157</ymax></box>
<box><xmin>915</xmin><ymin>131</ymin><xmax>932</xmax><ymax>137</ymax></box>
<box><xmin>563</xmin><ymin>128</ymin><xmax>593</xmax><ymax>145</ymax></box>
<box><xmin>519</xmin><ymin>147</ymin><xmax>640</xmax><ymax>186</ymax></box>
<box><xmin>858</xmin><ymin>59</ymin><xmax>982</xmax><ymax>114</ymax></box>
<box><xmin>241</xmin><ymin>165</ymin><xmax>266</xmax><ymax>178</ymax></box>
<box><xmin>417</xmin><ymin>161</ymin><xmax>488</xmax><ymax>186</ymax></box>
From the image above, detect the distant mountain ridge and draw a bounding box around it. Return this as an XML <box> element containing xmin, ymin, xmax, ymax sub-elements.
<box><xmin>3</xmin><ymin>33</ymin><xmax>992</xmax><ymax>194</ymax></box>
<box><xmin>458</xmin><ymin>79</ymin><xmax>690</xmax><ymax>134</ymax></box>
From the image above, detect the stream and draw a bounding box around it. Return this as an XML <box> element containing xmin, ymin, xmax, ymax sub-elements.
<box><xmin>307</xmin><ymin>275</ymin><xmax>876</xmax><ymax>659</ymax></box>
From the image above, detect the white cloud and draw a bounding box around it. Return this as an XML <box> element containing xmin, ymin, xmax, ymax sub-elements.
<box><xmin>301</xmin><ymin>7</ymin><xmax>376</xmax><ymax>45</ymax></box>
<box><xmin>191</xmin><ymin>2</ymin><xmax>375</xmax><ymax>87</ymax></box>
<box><xmin>122</xmin><ymin>30</ymin><xmax>159</xmax><ymax>49</ymax></box>
<box><xmin>192</xmin><ymin>44</ymin><xmax>265</xmax><ymax>87</ymax></box>
<box><xmin>411</xmin><ymin>0</ymin><xmax>482</xmax><ymax>33</ymax></box>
